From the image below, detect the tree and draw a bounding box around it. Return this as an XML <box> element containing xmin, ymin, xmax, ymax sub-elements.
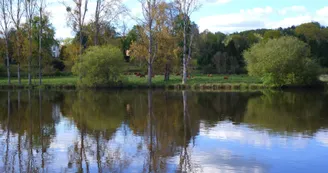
<box><xmin>174</xmin><ymin>0</ymin><xmax>200</xmax><ymax>84</ymax></box>
<box><xmin>72</xmin><ymin>45</ymin><xmax>126</xmax><ymax>87</ymax></box>
<box><xmin>0</xmin><ymin>0</ymin><xmax>11</xmax><ymax>84</ymax></box>
<box><xmin>130</xmin><ymin>0</ymin><xmax>162</xmax><ymax>86</ymax></box>
<box><xmin>93</xmin><ymin>0</ymin><xmax>128</xmax><ymax>45</ymax></box>
<box><xmin>154</xmin><ymin>2</ymin><xmax>179</xmax><ymax>81</ymax></box>
<box><xmin>9</xmin><ymin>0</ymin><xmax>24</xmax><ymax>85</ymax></box>
<box><xmin>244</xmin><ymin>36</ymin><xmax>320</xmax><ymax>86</ymax></box>
<box><xmin>60</xmin><ymin>38</ymin><xmax>80</xmax><ymax>71</ymax></box>
<box><xmin>24</xmin><ymin>0</ymin><xmax>37</xmax><ymax>85</ymax></box>
<box><xmin>212</xmin><ymin>52</ymin><xmax>227</xmax><ymax>74</ymax></box>
<box><xmin>37</xmin><ymin>0</ymin><xmax>45</xmax><ymax>85</ymax></box>
<box><xmin>295</xmin><ymin>22</ymin><xmax>322</xmax><ymax>42</ymax></box>
<box><xmin>121</xmin><ymin>25</ymin><xmax>138</xmax><ymax>62</ymax></box>
<box><xmin>263</xmin><ymin>30</ymin><xmax>281</xmax><ymax>40</ymax></box>
<box><xmin>63</xmin><ymin>0</ymin><xmax>89</xmax><ymax>74</ymax></box>
<box><xmin>197</xmin><ymin>30</ymin><xmax>226</xmax><ymax>73</ymax></box>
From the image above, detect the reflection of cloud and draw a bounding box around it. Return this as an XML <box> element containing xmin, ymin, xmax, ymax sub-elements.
<box><xmin>200</xmin><ymin>121</ymin><xmax>273</xmax><ymax>148</ymax></box>
<box><xmin>315</xmin><ymin>130</ymin><xmax>328</xmax><ymax>147</ymax></box>
<box><xmin>200</xmin><ymin>121</ymin><xmax>315</xmax><ymax>149</ymax></box>
<box><xmin>170</xmin><ymin>148</ymin><xmax>269</xmax><ymax>173</ymax></box>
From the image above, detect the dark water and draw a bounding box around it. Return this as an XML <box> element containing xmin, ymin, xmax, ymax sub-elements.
<box><xmin>0</xmin><ymin>90</ymin><xmax>328</xmax><ymax>173</ymax></box>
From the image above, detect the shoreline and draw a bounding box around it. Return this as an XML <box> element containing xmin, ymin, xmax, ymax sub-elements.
<box><xmin>0</xmin><ymin>82</ymin><xmax>325</xmax><ymax>90</ymax></box>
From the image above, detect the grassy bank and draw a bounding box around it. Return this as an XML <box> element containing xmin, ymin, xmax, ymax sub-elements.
<box><xmin>0</xmin><ymin>74</ymin><xmax>324</xmax><ymax>90</ymax></box>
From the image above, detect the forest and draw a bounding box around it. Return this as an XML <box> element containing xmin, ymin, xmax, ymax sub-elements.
<box><xmin>1</xmin><ymin>0</ymin><xmax>327</xmax><ymax>87</ymax></box>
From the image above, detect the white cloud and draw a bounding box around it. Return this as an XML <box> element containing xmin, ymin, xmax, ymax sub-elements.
<box><xmin>268</xmin><ymin>15</ymin><xmax>313</xmax><ymax>29</ymax></box>
<box><xmin>198</xmin><ymin>6</ymin><xmax>273</xmax><ymax>33</ymax></box>
<box><xmin>278</xmin><ymin>6</ymin><xmax>307</xmax><ymax>15</ymax></box>
<box><xmin>198</xmin><ymin>6</ymin><xmax>328</xmax><ymax>34</ymax></box>
<box><xmin>316</xmin><ymin>6</ymin><xmax>328</xmax><ymax>16</ymax></box>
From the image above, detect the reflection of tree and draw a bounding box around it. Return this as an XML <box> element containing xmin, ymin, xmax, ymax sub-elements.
<box><xmin>244</xmin><ymin>90</ymin><xmax>328</xmax><ymax>134</ymax></box>
<box><xmin>0</xmin><ymin>90</ymin><xmax>58</xmax><ymax>172</ymax></box>
<box><xmin>178</xmin><ymin>91</ymin><xmax>200</xmax><ymax>173</ymax></box>
<box><xmin>124</xmin><ymin>91</ymin><xmax>202</xmax><ymax>172</ymax></box>
<box><xmin>62</xmin><ymin>91</ymin><xmax>132</xmax><ymax>172</ymax></box>
<box><xmin>195</xmin><ymin>92</ymin><xmax>262</xmax><ymax>128</ymax></box>
<box><xmin>3</xmin><ymin>90</ymin><xmax>327</xmax><ymax>172</ymax></box>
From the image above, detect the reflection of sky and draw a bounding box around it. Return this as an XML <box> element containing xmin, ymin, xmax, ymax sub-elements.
<box><xmin>1</xmin><ymin>116</ymin><xmax>328</xmax><ymax>172</ymax></box>
<box><xmin>195</xmin><ymin>121</ymin><xmax>328</xmax><ymax>173</ymax></box>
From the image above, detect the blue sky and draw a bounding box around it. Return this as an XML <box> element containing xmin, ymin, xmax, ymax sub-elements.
<box><xmin>48</xmin><ymin>0</ymin><xmax>328</xmax><ymax>39</ymax></box>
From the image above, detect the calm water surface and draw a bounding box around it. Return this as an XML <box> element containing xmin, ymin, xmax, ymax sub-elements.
<box><xmin>0</xmin><ymin>90</ymin><xmax>328</xmax><ymax>173</ymax></box>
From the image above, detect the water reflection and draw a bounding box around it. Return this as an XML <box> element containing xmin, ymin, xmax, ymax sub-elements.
<box><xmin>0</xmin><ymin>90</ymin><xmax>327</xmax><ymax>172</ymax></box>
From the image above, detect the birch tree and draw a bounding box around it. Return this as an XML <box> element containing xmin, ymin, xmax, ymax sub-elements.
<box><xmin>9</xmin><ymin>0</ymin><xmax>24</xmax><ymax>85</ymax></box>
<box><xmin>0</xmin><ymin>0</ymin><xmax>11</xmax><ymax>84</ymax></box>
<box><xmin>24</xmin><ymin>0</ymin><xmax>37</xmax><ymax>85</ymax></box>
<box><xmin>174</xmin><ymin>0</ymin><xmax>200</xmax><ymax>84</ymax></box>
<box><xmin>63</xmin><ymin>0</ymin><xmax>89</xmax><ymax>62</ymax></box>
<box><xmin>38</xmin><ymin>0</ymin><xmax>45</xmax><ymax>85</ymax></box>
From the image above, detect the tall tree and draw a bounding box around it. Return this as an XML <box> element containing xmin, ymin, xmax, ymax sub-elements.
<box><xmin>9</xmin><ymin>0</ymin><xmax>24</xmax><ymax>85</ymax></box>
<box><xmin>64</xmin><ymin>0</ymin><xmax>89</xmax><ymax>72</ymax></box>
<box><xmin>93</xmin><ymin>0</ymin><xmax>128</xmax><ymax>45</ymax></box>
<box><xmin>133</xmin><ymin>0</ymin><xmax>162</xmax><ymax>86</ymax></box>
<box><xmin>174</xmin><ymin>0</ymin><xmax>200</xmax><ymax>84</ymax></box>
<box><xmin>37</xmin><ymin>0</ymin><xmax>45</xmax><ymax>85</ymax></box>
<box><xmin>0</xmin><ymin>0</ymin><xmax>11</xmax><ymax>84</ymax></box>
<box><xmin>24</xmin><ymin>0</ymin><xmax>37</xmax><ymax>85</ymax></box>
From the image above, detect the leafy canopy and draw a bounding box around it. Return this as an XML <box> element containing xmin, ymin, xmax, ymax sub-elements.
<box><xmin>244</xmin><ymin>36</ymin><xmax>320</xmax><ymax>86</ymax></box>
<box><xmin>72</xmin><ymin>45</ymin><xmax>126</xmax><ymax>87</ymax></box>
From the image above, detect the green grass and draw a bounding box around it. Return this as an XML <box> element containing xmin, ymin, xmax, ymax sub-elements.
<box><xmin>0</xmin><ymin>76</ymin><xmax>77</xmax><ymax>86</ymax></box>
<box><xmin>126</xmin><ymin>74</ymin><xmax>262</xmax><ymax>86</ymax></box>
<box><xmin>0</xmin><ymin>74</ymin><xmax>264</xmax><ymax>90</ymax></box>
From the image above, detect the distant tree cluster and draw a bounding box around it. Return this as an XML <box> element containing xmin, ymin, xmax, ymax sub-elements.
<box><xmin>196</xmin><ymin>22</ymin><xmax>328</xmax><ymax>75</ymax></box>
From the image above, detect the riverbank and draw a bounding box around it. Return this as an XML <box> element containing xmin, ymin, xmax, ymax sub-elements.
<box><xmin>0</xmin><ymin>75</ymin><xmax>325</xmax><ymax>90</ymax></box>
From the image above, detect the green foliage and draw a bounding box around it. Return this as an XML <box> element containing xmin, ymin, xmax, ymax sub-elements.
<box><xmin>52</xmin><ymin>59</ymin><xmax>66</xmax><ymax>71</ymax></box>
<box><xmin>244</xmin><ymin>36</ymin><xmax>320</xmax><ymax>86</ymax></box>
<box><xmin>72</xmin><ymin>45</ymin><xmax>127</xmax><ymax>87</ymax></box>
<box><xmin>263</xmin><ymin>30</ymin><xmax>281</xmax><ymax>40</ymax></box>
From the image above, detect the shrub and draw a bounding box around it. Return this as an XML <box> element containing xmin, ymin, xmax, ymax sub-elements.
<box><xmin>72</xmin><ymin>45</ymin><xmax>127</xmax><ymax>87</ymax></box>
<box><xmin>244</xmin><ymin>36</ymin><xmax>320</xmax><ymax>86</ymax></box>
<box><xmin>52</xmin><ymin>59</ymin><xmax>66</xmax><ymax>71</ymax></box>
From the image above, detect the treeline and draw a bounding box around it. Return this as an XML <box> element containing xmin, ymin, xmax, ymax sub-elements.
<box><xmin>0</xmin><ymin>0</ymin><xmax>55</xmax><ymax>85</ymax></box>
<box><xmin>0</xmin><ymin>0</ymin><xmax>127</xmax><ymax>85</ymax></box>
<box><xmin>2</xmin><ymin>0</ymin><xmax>328</xmax><ymax>86</ymax></box>
<box><xmin>195</xmin><ymin>22</ymin><xmax>328</xmax><ymax>74</ymax></box>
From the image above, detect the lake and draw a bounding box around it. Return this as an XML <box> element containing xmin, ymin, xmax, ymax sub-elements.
<box><xmin>0</xmin><ymin>90</ymin><xmax>327</xmax><ymax>173</ymax></box>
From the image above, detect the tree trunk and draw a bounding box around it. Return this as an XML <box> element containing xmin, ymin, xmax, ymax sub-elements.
<box><xmin>28</xmin><ymin>20</ymin><xmax>32</xmax><ymax>85</ymax></box>
<box><xmin>148</xmin><ymin>62</ymin><xmax>152</xmax><ymax>87</ymax></box>
<box><xmin>182</xmin><ymin>18</ymin><xmax>187</xmax><ymax>84</ymax></box>
<box><xmin>18</xmin><ymin>63</ymin><xmax>21</xmax><ymax>85</ymax></box>
<box><xmin>5</xmin><ymin>35</ymin><xmax>10</xmax><ymax>85</ymax></box>
<box><xmin>95</xmin><ymin>22</ymin><xmax>99</xmax><ymax>46</ymax></box>
<box><xmin>94</xmin><ymin>0</ymin><xmax>100</xmax><ymax>46</ymax></box>
<box><xmin>164</xmin><ymin>63</ymin><xmax>170</xmax><ymax>81</ymax></box>
<box><xmin>39</xmin><ymin>7</ymin><xmax>42</xmax><ymax>85</ymax></box>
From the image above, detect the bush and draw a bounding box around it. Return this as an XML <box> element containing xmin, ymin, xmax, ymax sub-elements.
<box><xmin>244</xmin><ymin>36</ymin><xmax>320</xmax><ymax>86</ymax></box>
<box><xmin>72</xmin><ymin>45</ymin><xmax>127</xmax><ymax>87</ymax></box>
<box><xmin>52</xmin><ymin>59</ymin><xmax>66</xmax><ymax>71</ymax></box>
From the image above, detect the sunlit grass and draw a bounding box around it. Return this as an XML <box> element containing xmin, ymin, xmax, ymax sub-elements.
<box><xmin>126</xmin><ymin>74</ymin><xmax>261</xmax><ymax>85</ymax></box>
<box><xmin>0</xmin><ymin>74</ymin><xmax>264</xmax><ymax>90</ymax></box>
<box><xmin>0</xmin><ymin>74</ymin><xmax>261</xmax><ymax>86</ymax></box>
<box><xmin>0</xmin><ymin>76</ymin><xmax>78</xmax><ymax>86</ymax></box>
